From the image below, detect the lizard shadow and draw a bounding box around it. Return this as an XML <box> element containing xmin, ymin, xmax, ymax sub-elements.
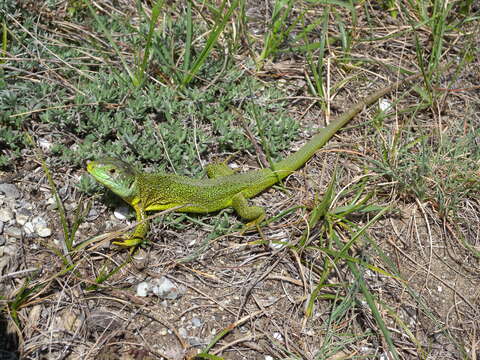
<box><xmin>0</xmin><ymin>310</ymin><xmax>19</xmax><ymax>359</ymax></box>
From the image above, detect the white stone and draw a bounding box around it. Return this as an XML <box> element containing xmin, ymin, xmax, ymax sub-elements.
<box><xmin>5</xmin><ymin>226</ymin><xmax>22</xmax><ymax>238</ymax></box>
<box><xmin>23</xmin><ymin>222</ymin><xmax>35</xmax><ymax>235</ymax></box>
<box><xmin>113</xmin><ymin>205</ymin><xmax>130</xmax><ymax>220</ymax></box>
<box><xmin>37</xmin><ymin>227</ymin><xmax>52</xmax><ymax>238</ymax></box>
<box><xmin>191</xmin><ymin>317</ymin><xmax>202</xmax><ymax>328</ymax></box>
<box><xmin>151</xmin><ymin>277</ymin><xmax>176</xmax><ymax>298</ymax></box>
<box><xmin>46</xmin><ymin>197</ymin><xmax>56</xmax><ymax>205</ymax></box>
<box><xmin>38</xmin><ymin>138</ymin><xmax>53</xmax><ymax>152</ymax></box>
<box><xmin>178</xmin><ymin>327</ymin><xmax>187</xmax><ymax>337</ymax></box>
<box><xmin>15</xmin><ymin>208</ymin><xmax>31</xmax><ymax>225</ymax></box>
<box><xmin>0</xmin><ymin>183</ymin><xmax>20</xmax><ymax>199</ymax></box>
<box><xmin>379</xmin><ymin>98</ymin><xmax>393</xmax><ymax>112</ymax></box>
<box><xmin>269</xmin><ymin>240</ymin><xmax>288</xmax><ymax>250</ymax></box>
<box><xmin>32</xmin><ymin>216</ymin><xmax>47</xmax><ymax>227</ymax></box>
<box><xmin>0</xmin><ymin>208</ymin><xmax>14</xmax><ymax>223</ymax></box>
<box><xmin>272</xmin><ymin>332</ymin><xmax>283</xmax><ymax>341</ymax></box>
<box><xmin>136</xmin><ymin>281</ymin><xmax>150</xmax><ymax>297</ymax></box>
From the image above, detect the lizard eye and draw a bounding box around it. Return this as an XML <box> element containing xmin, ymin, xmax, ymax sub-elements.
<box><xmin>109</xmin><ymin>168</ymin><xmax>116</xmax><ymax>175</ymax></box>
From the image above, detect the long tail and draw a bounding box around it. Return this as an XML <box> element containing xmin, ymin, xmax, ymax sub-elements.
<box><xmin>272</xmin><ymin>72</ymin><xmax>422</xmax><ymax>179</ymax></box>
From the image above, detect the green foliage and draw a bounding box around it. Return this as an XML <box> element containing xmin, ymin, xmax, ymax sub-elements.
<box><xmin>257</xmin><ymin>0</ymin><xmax>296</xmax><ymax>68</ymax></box>
<box><xmin>291</xmin><ymin>168</ymin><xmax>404</xmax><ymax>358</ymax></box>
<box><xmin>7</xmin><ymin>279</ymin><xmax>43</xmax><ymax>328</ymax></box>
<box><xmin>1</xmin><ymin>1</ymin><xmax>300</xmax><ymax>173</ymax></box>
<box><xmin>371</xmin><ymin>122</ymin><xmax>480</xmax><ymax>218</ymax></box>
<box><xmin>83</xmin><ymin>0</ymin><xmax>238</xmax><ymax>88</ymax></box>
<box><xmin>1</xmin><ymin>20</ymin><xmax>7</xmax><ymax>63</ymax></box>
<box><xmin>61</xmin><ymin>71</ymin><xmax>295</xmax><ymax>175</ymax></box>
<box><xmin>3</xmin><ymin>49</ymin><xmax>300</xmax><ymax>173</ymax></box>
<box><xmin>0</xmin><ymin>110</ymin><xmax>27</xmax><ymax>167</ymax></box>
<box><xmin>256</xmin><ymin>0</ymin><xmax>354</xmax><ymax>70</ymax></box>
<box><xmin>0</xmin><ymin>0</ymin><xmax>18</xmax><ymax>18</ymax></box>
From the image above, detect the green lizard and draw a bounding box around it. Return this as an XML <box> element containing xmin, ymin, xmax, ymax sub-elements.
<box><xmin>87</xmin><ymin>73</ymin><xmax>420</xmax><ymax>247</ymax></box>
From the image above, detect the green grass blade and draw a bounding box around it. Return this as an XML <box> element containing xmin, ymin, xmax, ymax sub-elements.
<box><xmin>306</xmin><ymin>0</ymin><xmax>354</xmax><ymax>11</ymax></box>
<box><xmin>25</xmin><ymin>133</ymin><xmax>73</xmax><ymax>258</ymax></box>
<box><xmin>305</xmin><ymin>7</ymin><xmax>329</xmax><ymax>100</ymax></box>
<box><xmin>194</xmin><ymin>353</ymin><xmax>224</xmax><ymax>360</ymax></box>
<box><xmin>1</xmin><ymin>20</ymin><xmax>6</xmax><ymax>63</ymax></box>
<box><xmin>351</xmin><ymin>262</ymin><xmax>399</xmax><ymax>359</ymax></box>
<box><xmin>137</xmin><ymin>0</ymin><xmax>165</xmax><ymax>86</ymax></box>
<box><xmin>67</xmin><ymin>200</ymin><xmax>92</xmax><ymax>250</ymax></box>
<box><xmin>83</xmin><ymin>0</ymin><xmax>136</xmax><ymax>86</ymax></box>
<box><xmin>183</xmin><ymin>1</ymin><xmax>193</xmax><ymax>73</ymax></box>
<box><xmin>182</xmin><ymin>0</ymin><xmax>239</xmax><ymax>86</ymax></box>
<box><xmin>298</xmin><ymin>169</ymin><xmax>337</xmax><ymax>248</ymax></box>
<box><xmin>305</xmin><ymin>256</ymin><xmax>333</xmax><ymax>318</ymax></box>
<box><xmin>336</xmin><ymin>205</ymin><xmax>391</xmax><ymax>260</ymax></box>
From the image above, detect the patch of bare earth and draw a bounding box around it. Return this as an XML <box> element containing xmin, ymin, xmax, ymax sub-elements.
<box><xmin>2</xmin><ymin>92</ymin><xmax>479</xmax><ymax>358</ymax></box>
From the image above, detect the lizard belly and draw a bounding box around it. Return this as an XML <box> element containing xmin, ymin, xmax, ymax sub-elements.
<box><xmin>144</xmin><ymin>198</ymin><xmax>233</xmax><ymax>214</ymax></box>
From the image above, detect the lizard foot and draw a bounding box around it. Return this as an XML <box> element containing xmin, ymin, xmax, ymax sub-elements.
<box><xmin>240</xmin><ymin>213</ymin><xmax>266</xmax><ymax>235</ymax></box>
<box><xmin>245</xmin><ymin>214</ymin><xmax>266</xmax><ymax>228</ymax></box>
<box><xmin>112</xmin><ymin>235</ymin><xmax>145</xmax><ymax>247</ymax></box>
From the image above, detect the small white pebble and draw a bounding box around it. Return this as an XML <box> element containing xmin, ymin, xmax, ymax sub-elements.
<box><xmin>191</xmin><ymin>317</ymin><xmax>202</xmax><ymax>328</ymax></box>
<box><xmin>380</xmin><ymin>352</ymin><xmax>390</xmax><ymax>360</ymax></box>
<box><xmin>64</xmin><ymin>202</ymin><xmax>77</xmax><ymax>211</ymax></box>
<box><xmin>379</xmin><ymin>98</ymin><xmax>393</xmax><ymax>112</ymax></box>
<box><xmin>150</xmin><ymin>277</ymin><xmax>184</xmax><ymax>299</ymax></box>
<box><xmin>5</xmin><ymin>226</ymin><xmax>22</xmax><ymax>238</ymax></box>
<box><xmin>269</xmin><ymin>241</ymin><xmax>288</xmax><ymax>250</ymax></box>
<box><xmin>0</xmin><ymin>208</ymin><xmax>14</xmax><ymax>223</ymax></box>
<box><xmin>113</xmin><ymin>206</ymin><xmax>130</xmax><ymax>220</ymax></box>
<box><xmin>136</xmin><ymin>281</ymin><xmax>150</xmax><ymax>297</ymax></box>
<box><xmin>15</xmin><ymin>208</ymin><xmax>31</xmax><ymax>225</ymax></box>
<box><xmin>38</xmin><ymin>138</ymin><xmax>53</xmax><ymax>152</ymax></box>
<box><xmin>31</xmin><ymin>216</ymin><xmax>51</xmax><ymax>237</ymax></box>
<box><xmin>31</xmin><ymin>216</ymin><xmax>47</xmax><ymax>227</ymax></box>
<box><xmin>23</xmin><ymin>222</ymin><xmax>35</xmax><ymax>235</ymax></box>
<box><xmin>178</xmin><ymin>327</ymin><xmax>187</xmax><ymax>337</ymax></box>
<box><xmin>37</xmin><ymin>227</ymin><xmax>52</xmax><ymax>238</ymax></box>
<box><xmin>272</xmin><ymin>332</ymin><xmax>283</xmax><ymax>341</ymax></box>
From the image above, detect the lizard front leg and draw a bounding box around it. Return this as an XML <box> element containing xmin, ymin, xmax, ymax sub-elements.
<box><xmin>112</xmin><ymin>202</ymin><xmax>149</xmax><ymax>247</ymax></box>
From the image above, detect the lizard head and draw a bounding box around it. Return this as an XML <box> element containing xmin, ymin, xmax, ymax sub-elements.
<box><xmin>87</xmin><ymin>158</ymin><xmax>138</xmax><ymax>202</ymax></box>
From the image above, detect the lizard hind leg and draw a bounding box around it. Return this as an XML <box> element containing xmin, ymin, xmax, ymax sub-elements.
<box><xmin>232</xmin><ymin>192</ymin><xmax>265</xmax><ymax>225</ymax></box>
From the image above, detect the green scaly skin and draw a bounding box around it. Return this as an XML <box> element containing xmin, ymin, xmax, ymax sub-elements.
<box><xmin>87</xmin><ymin>74</ymin><xmax>420</xmax><ymax>247</ymax></box>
